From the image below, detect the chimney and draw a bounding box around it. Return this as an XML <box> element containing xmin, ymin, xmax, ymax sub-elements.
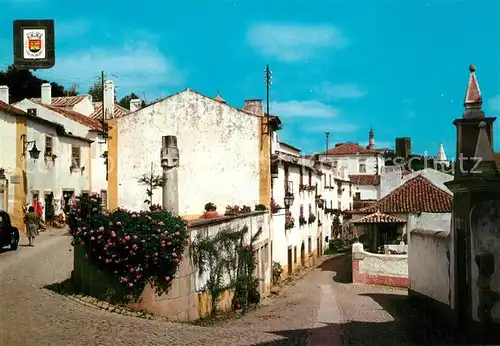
<box><xmin>368</xmin><ymin>128</ymin><xmax>375</xmax><ymax>150</ymax></box>
<box><xmin>41</xmin><ymin>83</ymin><xmax>51</xmax><ymax>105</ymax></box>
<box><xmin>0</xmin><ymin>86</ymin><xmax>9</xmax><ymax>104</ymax></box>
<box><xmin>103</xmin><ymin>80</ymin><xmax>115</xmax><ymax>120</ymax></box>
<box><xmin>129</xmin><ymin>99</ymin><xmax>142</xmax><ymax>112</ymax></box>
<box><xmin>242</xmin><ymin>99</ymin><xmax>263</xmax><ymax>116</ymax></box>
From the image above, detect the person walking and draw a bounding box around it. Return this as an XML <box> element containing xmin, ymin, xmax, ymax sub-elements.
<box><xmin>24</xmin><ymin>206</ymin><xmax>40</xmax><ymax>247</ymax></box>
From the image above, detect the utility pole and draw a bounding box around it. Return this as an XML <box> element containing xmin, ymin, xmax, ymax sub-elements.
<box><xmin>265</xmin><ymin>65</ymin><xmax>273</xmax><ymax>197</ymax></box>
<box><xmin>325</xmin><ymin>132</ymin><xmax>330</xmax><ymax>160</ymax></box>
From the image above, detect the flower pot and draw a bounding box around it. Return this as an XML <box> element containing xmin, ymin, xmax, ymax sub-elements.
<box><xmin>201</xmin><ymin>211</ymin><xmax>219</xmax><ymax>219</ymax></box>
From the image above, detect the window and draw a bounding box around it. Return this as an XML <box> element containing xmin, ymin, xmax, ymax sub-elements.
<box><xmin>359</xmin><ymin>159</ymin><xmax>367</xmax><ymax>173</ymax></box>
<box><xmin>71</xmin><ymin>146</ymin><xmax>81</xmax><ymax>167</ymax></box>
<box><xmin>300</xmin><ymin>204</ymin><xmax>304</xmax><ymax>216</ymax></box>
<box><xmin>329</xmin><ymin>174</ymin><xmax>332</xmax><ymax>187</ymax></box>
<box><xmin>355</xmin><ymin>192</ymin><xmax>361</xmax><ymax>200</ymax></box>
<box><xmin>308</xmin><ymin>170</ymin><xmax>312</xmax><ymax>185</ymax></box>
<box><xmin>294</xmin><ymin>247</ymin><xmax>297</xmax><ymax>263</ymax></box>
<box><xmin>308</xmin><ymin>204</ymin><xmax>312</xmax><ymax>214</ymax></box>
<box><xmin>284</xmin><ymin>165</ymin><xmax>290</xmax><ymax>192</ymax></box>
<box><xmin>308</xmin><ymin>237</ymin><xmax>312</xmax><ymax>253</ymax></box>
<box><xmin>100</xmin><ymin>190</ymin><xmax>108</xmax><ymax>208</ymax></box>
<box><xmin>300</xmin><ymin>169</ymin><xmax>303</xmax><ymax>185</ymax></box>
<box><xmin>338</xmin><ymin>201</ymin><xmax>342</xmax><ymax>209</ymax></box>
<box><xmin>45</xmin><ymin>135</ymin><xmax>53</xmax><ymax>155</ymax></box>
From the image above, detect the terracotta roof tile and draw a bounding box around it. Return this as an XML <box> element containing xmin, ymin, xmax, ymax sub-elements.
<box><xmin>324</xmin><ymin>142</ymin><xmax>377</xmax><ymax>156</ymax></box>
<box><xmin>350</xmin><ymin>174</ymin><xmax>380</xmax><ymax>186</ymax></box>
<box><xmin>45</xmin><ymin>105</ymin><xmax>103</xmax><ymax>131</ymax></box>
<box><xmin>352</xmin><ymin>211</ymin><xmax>407</xmax><ymax>224</ymax></box>
<box><xmin>30</xmin><ymin>95</ymin><xmax>87</xmax><ymax>107</ymax></box>
<box><xmin>0</xmin><ymin>100</ymin><xmax>26</xmax><ymax>116</ymax></box>
<box><xmin>90</xmin><ymin>102</ymin><xmax>130</xmax><ymax>120</ymax></box>
<box><xmin>354</xmin><ymin>175</ymin><xmax>452</xmax><ymax>214</ymax></box>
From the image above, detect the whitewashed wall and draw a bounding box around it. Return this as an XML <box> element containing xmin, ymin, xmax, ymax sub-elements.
<box><xmin>353</xmin><ymin>184</ymin><xmax>378</xmax><ymax>200</ymax></box>
<box><xmin>0</xmin><ymin>110</ymin><xmax>17</xmax><ymax>213</ymax></box>
<box><xmin>115</xmin><ymin>90</ymin><xmax>261</xmax><ymax>215</ymax></box>
<box><xmin>409</xmin><ymin>228</ymin><xmax>450</xmax><ymax>305</ymax></box>
<box><xmin>190</xmin><ymin>212</ymin><xmax>270</xmax><ymax>292</ymax></box>
<box><xmin>25</xmin><ymin>120</ymin><xmax>91</xmax><ymax>215</ymax></box>
<box><xmin>271</xmin><ymin>160</ymin><xmax>326</xmax><ymax>270</ymax></box>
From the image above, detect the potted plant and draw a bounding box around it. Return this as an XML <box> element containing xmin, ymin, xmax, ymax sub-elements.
<box><xmin>241</xmin><ymin>205</ymin><xmax>251</xmax><ymax>214</ymax></box>
<box><xmin>270</xmin><ymin>198</ymin><xmax>282</xmax><ymax>214</ymax></box>
<box><xmin>299</xmin><ymin>215</ymin><xmax>307</xmax><ymax>227</ymax></box>
<box><xmin>225</xmin><ymin>205</ymin><xmax>241</xmax><ymax>216</ymax></box>
<box><xmin>202</xmin><ymin>202</ymin><xmax>218</xmax><ymax>219</ymax></box>
<box><xmin>285</xmin><ymin>212</ymin><xmax>295</xmax><ymax>230</ymax></box>
<box><xmin>308</xmin><ymin>213</ymin><xmax>316</xmax><ymax>224</ymax></box>
<box><xmin>255</xmin><ymin>204</ymin><xmax>267</xmax><ymax>211</ymax></box>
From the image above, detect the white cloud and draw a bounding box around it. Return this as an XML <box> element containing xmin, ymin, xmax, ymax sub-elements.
<box><xmin>271</xmin><ymin>100</ymin><xmax>338</xmax><ymax>118</ymax></box>
<box><xmin>304</xmin><ymin>122</ymin><xmax>358</xmax><ymax>133</ymax></box>
<box><xmin>489</xmin><ymin>95</ymin><xmax>500</xmax><ymax>111</ymax></box>
<box><xmin>37</xmin><ymin>42</ymin><xmax>184</xmax><ymax>95</ymax></box>
<box><xmin>322</xmin><ymin>83</ymin><xmax>366</xmax><ymax>99</ymax></box>
<box><xmin>247</xmin><ymin>23</ymin><xmax>347</xmax><ymax>62</ymax></box>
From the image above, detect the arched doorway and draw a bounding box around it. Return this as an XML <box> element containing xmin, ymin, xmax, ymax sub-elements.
<box><xmin>300</xmin><ymin>242</ymin><xmax>305</xmax><ymax>267</ymax></box>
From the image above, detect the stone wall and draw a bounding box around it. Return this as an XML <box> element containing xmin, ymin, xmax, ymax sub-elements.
<box><xmin>72</xmin><ymin>211</ymin><xmax>270</xmax><ymax>321</ymax></box>
<box><xmin>408</xmin><ymin>228</ymin><xmax>450</xmax><ymax>305</ymax></box>
<box><xmin>352</xmin><ymin>242</ymin><xmax>408</xmax><ymax>287</ymax></box>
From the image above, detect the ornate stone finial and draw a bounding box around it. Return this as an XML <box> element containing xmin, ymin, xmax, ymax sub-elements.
<box><xmin>214</xmin><ymin>91</ymin><xmax>226</xmax><ymax>104</ymax></box>
<box><xmin>474</xmin><ymin>121</ymin><xmax>495</xmax><ymax>163</ymax></box>
<box><xmin>463</xmin><ymin>64</ymin><xmax>483</xmax><ymax>117</ymax></box>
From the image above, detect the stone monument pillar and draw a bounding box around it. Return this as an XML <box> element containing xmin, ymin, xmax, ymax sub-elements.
<box><xmin>160</xmin><ymin>135</ymin><xmax>179</xmax><ymax>214</ymax></box>
<box><xmin>445</xmin><ymin>65</ymin><xmax>500</xmax><ymax>343</ymax></box>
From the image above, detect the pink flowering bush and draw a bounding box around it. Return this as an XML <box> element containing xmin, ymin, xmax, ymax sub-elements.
<box><xmin>69</xmin><ymin>194</ymin><xmax>188</xmax><ymax>300</ymax></box>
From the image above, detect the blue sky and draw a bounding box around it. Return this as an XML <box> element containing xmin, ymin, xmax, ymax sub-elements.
<box><xmin>1</xmin><ymin>0</ymin><xmax>499</xmax><ymax>157</ymax></box>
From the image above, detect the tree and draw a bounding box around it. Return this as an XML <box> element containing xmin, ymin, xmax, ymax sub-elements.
<box><xmin>87</xmin><ymin>73</ymin><xmax>106</xmax><ymax>102</ymax></box>
<box><xmin>118</xmin><ymin>92</ymin><xmax>146</xmax><ymax>110</ymax></box>
<box><xmin>0</xmin><ymin>65</ymin><xmax>76</xmax><ymax>103</ymax></box>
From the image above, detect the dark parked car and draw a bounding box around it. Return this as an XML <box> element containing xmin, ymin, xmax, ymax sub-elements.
<box><xmin>0</xmin><ymin>210</ymin><xmax>20</xmax><ymax>250</ymax></box>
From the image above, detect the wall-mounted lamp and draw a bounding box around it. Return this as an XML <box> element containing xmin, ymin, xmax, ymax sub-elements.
<box><xmin>284</xmin><ymin>192</ymin><xmax>295</xmax><ymax>209</ymax></box>
<box><xmin>21</xmin><ymin>134</ymin><xmax>40</xmax><ymax>159</ymax></box>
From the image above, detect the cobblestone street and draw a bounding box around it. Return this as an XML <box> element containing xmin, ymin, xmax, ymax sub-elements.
<box><xmin>0</xmin><ymin>231</ymin><xmax>444</xmax><ymax>346</ymax></box>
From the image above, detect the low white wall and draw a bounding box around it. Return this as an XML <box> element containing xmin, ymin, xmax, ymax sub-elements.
<box><xmin>409</xmin><ymin>228</ymin><xmax>450</xmax><ymax>305</ymax></box>
<box><xmin>352</xmin><ymin>242</ymin><xmax>408</xmax><ymax>287</ymax></box>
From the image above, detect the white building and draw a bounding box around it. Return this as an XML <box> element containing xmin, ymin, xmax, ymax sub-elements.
<box><xmin>14</xmin><ymin>84</ymin><xmax>109</xmax><ymax>199</ymax></box>
<box><xmin>315</xmin><ymin>134</ymin><xmax>385</xmax><ymax>203</ymax></box>
<box><xmin>270</xmin><ymin>139</ymin><xmax>353</xmax><ymax>277</ymax></box>
<box><xmin>0</xmin><ymin>89</ymin><xmax>92</xmax><ymax>229</ymax></box>
<box><xmin>106</xmin><ymin>89</ymin><xmax>281</xmax><ymax>217</ymax></box>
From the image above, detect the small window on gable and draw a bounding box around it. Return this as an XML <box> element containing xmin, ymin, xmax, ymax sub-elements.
<box><xmin>71</xmin><ymin>146</ymin><xmax>81</xmax><ymax>167</ymax></box>
<box><xmin>45</xmin><ymin>135</ymin><xmax>53</xmax><ymax>155</ymax></box>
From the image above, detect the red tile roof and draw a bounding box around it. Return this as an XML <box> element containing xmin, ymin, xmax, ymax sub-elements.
<box><xmin>0</xmin><ymin>101</ymin><xmax>92</xmax><ymax>143</ymax></box>
<box><xmin>324</xmin><ymin>142</ymin><xmax>377</xmax><ymax>156</ymax></box>
<box><xmin>350</xmin><ymin>174</ymin><xmax>380</xmax><ymax>186</ymax></box>
<box><xmin>90</xmin><ymin>102</ymin><xmax>130</xmax><ymax>120</ymax></box>
<box><xmin>0</xmin><ymin>100</ymin><xmax>26</xmax><ymax>116</ymax></box>
<box><xmin>354</xmin><ymin>175</ymin><xmax>452</xmax><ymax>214</ymax></box>
<box><xmin>30</xmin><ymin>96</ymin><xmax>87</xmax><ymax>107</ymax></box>
<box><xmin>45</xmin><ymin>105</ymin><xmax>103</xmax><ymax>131</ymax></box>
<box><xmin>352</xmin><ymin>211</ymin><xmax>407</xmax><ymax>224</ymax></box>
